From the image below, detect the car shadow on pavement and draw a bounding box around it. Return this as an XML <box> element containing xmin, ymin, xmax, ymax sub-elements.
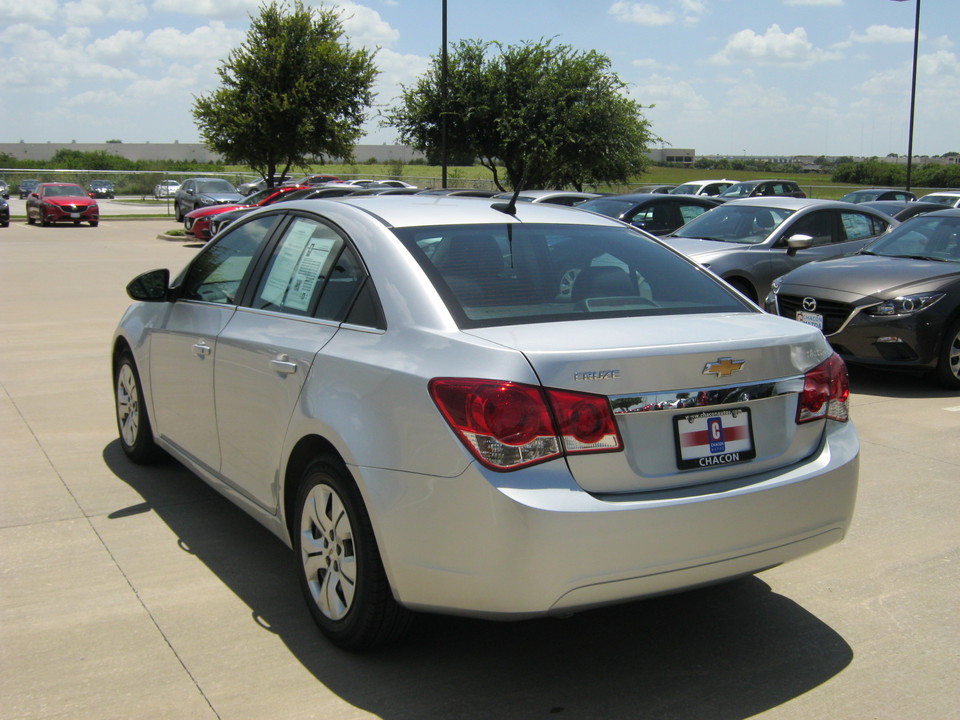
<box><xmin>847</xmin><ymin>364</ymin><xmax>959</xmax><ymax>400</ymax></box>
<box><xmin>103</xmin><ymin>441</ymin><xmax>853</xmax><ymax>720</ymax></box>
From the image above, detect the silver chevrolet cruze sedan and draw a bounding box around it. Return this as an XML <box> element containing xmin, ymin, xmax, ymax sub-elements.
<box><xmin>112</xmin><ymin>196</ymin><xmax>859</xmax><ymax>649</ymax></box>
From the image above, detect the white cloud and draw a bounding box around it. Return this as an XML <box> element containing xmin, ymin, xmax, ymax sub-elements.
<box><xmin>143</xmin><ymin>22</ymin><xmax>246</xmax><ymax>63</ymax></box>
<box><xmin>835</xmin><ymin>24</ymin><xmax>916</xmax><ymax>49</ymax></box>
<box><xmin>631</xmin><ymin>74</ymin><xmax>710</xmax><ymax>113</ymax></box>
<box><xmin>608</xmin><ymin>2</ymin><xmax>675</xmax><ymax>27</ymax></box>
<box><xmin>632</xmin><ymin>58</ymin><xmax>680</xmax><ymax>71</ymax></box>
<box><xmin>329</xmin><ymin>0</ymin><xmax>399</xmax><ymax>48</ymax></box>
<box><xmin>783</xmin><ymin>0</ymin><xmax>843</xmax><ymax>6</ymax></box>
<box><xmin>711</xmin><ymin>24</ymin><xmax>842</xmax><ymax>66</ymax></box>
<box><xmin>151</xmin><ymin>0</ymin><xmax>258</xmax><ymax>19</ymax></box>
<box><xmin>64</xmin><ymin>0</ymin><xmax>148</xmax><ymax>24</ymax></box>
<box><xmin>0</xmin><ymin>0</ymin><xmax>59</xmax><ymax>23</ymax></box>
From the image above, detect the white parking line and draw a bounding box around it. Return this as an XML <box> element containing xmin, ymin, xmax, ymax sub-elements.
<box><xmin>945</xmin><ymin>406</ymin><xmax>960</xmax><ymax>412</ymax></box>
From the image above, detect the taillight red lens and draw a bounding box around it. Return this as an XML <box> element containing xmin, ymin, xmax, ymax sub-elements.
<box><xmin>429</xmin><ymin>378</ymin><xmax>622</xmax><ymax>470</ymax></box>
<box><xmin>797</xmin><ymin>353</ymin><xmax>850</xmax><ymax>424</ymax></box>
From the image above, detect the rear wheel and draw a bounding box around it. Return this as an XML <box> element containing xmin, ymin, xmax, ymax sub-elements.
<box><xmin>295</xmin><ymin>458</ymin><xmax>413</xmax><ymax>649</ymax></box>
<box><xmin>115</xmin><ymin>352</ymin><xmax>164</xmax><ymax>464</ymax></box>
<box><xmin>935</xmin><ymin>318</ymin><xmax>960</xmax><ymax>389</ymax></box>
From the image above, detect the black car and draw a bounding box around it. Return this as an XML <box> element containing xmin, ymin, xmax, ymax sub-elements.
<box><xmin>88</xmin><ymin>179</ymin><xmax>115</xmax><ymax>199</ymax></box>
<box><xmin>860</xmin><ymin>201</ymin><xmax>945</xmax><ymax>223</ymax></box>
<box><xmin>19</xmin><ymin>179</ymin><xmax>40</xmax><ymax>199</ymax></box>
<box><xmin>766</xmin><ymin>209</ymin><xmax>960</xmax><ymax>388</ymax></box>
<box><xmin>577</xmin><ymin>193</ymin><xmax>721</xmax><ymax>236</ymax></box>
<box><xmin>0</xmin><ymin>196</ymin><xmax>9</xmax><ymax>227</ymax></box>
<box><xmin>174</xmin><ymin>177</ymin><xmax>243</xmax><ymax>221</ymax></box>
<box><xmin>840</xmin><ymin>188</ymin><xmax>917</xmax><ymax>204</ymax></box>
<box><xmin>718</xmin><ymin>179</ymin><xmax>806</xmax><ymax>201</ymax></box>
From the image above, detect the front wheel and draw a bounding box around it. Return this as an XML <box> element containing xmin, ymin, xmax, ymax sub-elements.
<box><xmin>935</xmin><ymin>318</ymin><xmax>960</xmax><ymax>390</ymax></box>
<box><xmin>295</xmin><ymin>458</ymin><xmax>413</xmax><ymax>649</ymax></box>
<box><xmin>115</xmin><ymin>352</ymin><xmax>164</xmax><ymax>464</ymax></box>
<box><xmin>89</xmin><ymin>221</ymin><xmax>99</xmax><ymax>227</ymax></box>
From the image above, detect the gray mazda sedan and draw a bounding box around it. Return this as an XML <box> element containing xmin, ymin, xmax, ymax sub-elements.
<box><xmin>113</xmin><ymin>196</ymin><xmax>859</xmax><ymax>649</ymax></box>
<box><xmin>663</xmin><ymin>198</ymin><xmax>895</xmax><ymax>303</ymax></box>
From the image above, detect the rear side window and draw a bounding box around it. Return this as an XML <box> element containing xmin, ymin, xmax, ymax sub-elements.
<box><xmin>841</xmin><ymin>211</ymin><xmax>886</xmax><ymax>241</ymax></box>
<box><xmin>394</xmin><ymin>223</ymin><xmax>751</xmax><ymax>328</ymax></box>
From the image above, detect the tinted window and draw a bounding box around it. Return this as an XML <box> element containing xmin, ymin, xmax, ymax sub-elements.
<box><xmin>180</xmin><ymin>215</ymin><xmax>278</xmax><ymax>304</ymax></box>
<box><xmin>865</xmin><ymin>216</ymin><xmax>960</xmax><ymax>261</ymax></box>
<box><xmin>394</xmin><ymin>223</ymin><xmax>750</xmax><ymax>328</ymax></box>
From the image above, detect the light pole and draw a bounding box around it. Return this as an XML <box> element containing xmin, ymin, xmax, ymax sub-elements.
<box><xmin>892</xmin><ymin>0</ymin><xmax>921</xmax><ymax>192</ymax></box>
<box><xmin>441</xmin><ymin>0</ymin><xmax>448</xmax><ymax>189</ymax></box>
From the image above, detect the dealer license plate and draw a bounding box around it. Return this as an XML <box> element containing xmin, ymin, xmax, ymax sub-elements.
<box><xmin>795</xmin><ymin>310</ymin><xmax>823</xmax><ymax>331</ymax></box>
<box><xmin>70</xmin><ymin>212</ymin><xmax>81</xmax><ymax>219</ymax></box>
<box><xmin>674</xmin><ymin>408</ymin><xmax>756</xmax><ymax>470</ymax></box>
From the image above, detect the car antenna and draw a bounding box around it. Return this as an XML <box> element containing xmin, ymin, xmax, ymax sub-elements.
<box><xmin>492</xmin><ymin>176</ymin><xmax>526</xmax><ymax>216</ymax></box>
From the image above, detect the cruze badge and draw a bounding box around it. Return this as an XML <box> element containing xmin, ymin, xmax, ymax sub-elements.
<box><xmin>703</xmin><ymin>357</ymin><xmax>745</xmax><ymax>377</ymax></box>
<box><xmin>802</xmin><ymin>297</ymin><xmax>818</xmax><ymax>312</ymax></box>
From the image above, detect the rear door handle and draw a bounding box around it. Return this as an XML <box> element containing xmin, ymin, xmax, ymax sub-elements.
<box><xmin>270</xmin><ymin>354</ymin><xmax>297</xmax><ymax>375</ymax></box>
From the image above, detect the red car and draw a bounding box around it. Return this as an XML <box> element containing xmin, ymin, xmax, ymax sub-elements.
<box><xmin>183</xmin><ymin>186</ymin><xmax>306</xmax><ymax>238</ymax></box>
<box><xmin>26</xmin><ymin>183</ymin><xmax>100</xmax><ymax>227</ymax></box>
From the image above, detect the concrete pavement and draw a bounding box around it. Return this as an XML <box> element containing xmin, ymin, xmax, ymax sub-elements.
<box><xmin>1</xmin><ymin>219</ymin><xmax>958</xmax><ymax>719</ymax></box>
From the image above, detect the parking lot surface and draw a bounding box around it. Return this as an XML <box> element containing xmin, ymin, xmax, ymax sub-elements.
<box><xmin>1</xmin><ymin>219</ymin><xmax>958</xmax><ymax>719</ymax></box>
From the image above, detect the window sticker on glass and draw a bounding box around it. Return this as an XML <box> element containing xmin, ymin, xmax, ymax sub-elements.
<box><xmin>261</xmin><ymin>219</ymin><xmax>338</xmax><ymax>312</ymax></box>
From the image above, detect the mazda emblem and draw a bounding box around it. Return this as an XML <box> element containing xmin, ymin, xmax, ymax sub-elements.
<box><xmin>802</xmin><ymin>297</ymin><xmax>818</xmax><ymax>312</ymax></box>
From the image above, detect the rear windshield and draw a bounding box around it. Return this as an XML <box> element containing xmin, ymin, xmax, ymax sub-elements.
<box><xmin>393</xmin><ymin>223</ymin><xmax>751</xmax><ymax>328</ymax></box>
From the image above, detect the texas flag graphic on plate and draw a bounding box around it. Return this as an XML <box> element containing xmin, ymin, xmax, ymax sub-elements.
<box><xmin>675</xmin><ymin>408</ymin><xmax>755</xmax><ymax>469</ymax></box>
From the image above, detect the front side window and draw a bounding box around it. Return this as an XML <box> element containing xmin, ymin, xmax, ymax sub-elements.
<box><xmin>394</xmin><ymin>223</ymin><xmax>751</xmax><ymax>328</ymax></box>
<box><xmin>179</xmin><ymin>215</ymin><xmax>278</xmax><ymax>304</ymax></box>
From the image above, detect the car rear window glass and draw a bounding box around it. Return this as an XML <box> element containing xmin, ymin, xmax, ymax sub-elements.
<box><xmin>393</xmin><ymin>223</ymin><xmax>750</xmax><ymax>328</ymax></box>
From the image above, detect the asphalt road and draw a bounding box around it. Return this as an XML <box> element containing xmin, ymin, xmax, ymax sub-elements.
<box><xmin>1</xmin><ymin>219</ymin><xmax>958</xmax><ymax>720</ymax></box>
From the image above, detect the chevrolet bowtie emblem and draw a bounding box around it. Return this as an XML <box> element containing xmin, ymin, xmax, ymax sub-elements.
<box><xmin>703</xmin><ymin>357</ymin><xmax>745</xmax><ymax>377</ymax></box>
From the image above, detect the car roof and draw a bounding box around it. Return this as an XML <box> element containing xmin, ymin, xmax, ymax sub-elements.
<box><xmin>494</xmin><ymin>190</ymin><xmax>601</xmax><ymax>199</ymax></box>
<box><xmin>586</xmin><ymin>193</ymin><xmax>716</xmax><ymax>203</ymax></box>
<box><xmin>922</xmin><ymin>191</ymin><xmax>960</xmax><ymax>197</ymax></box>
<box><xmin>721</xmin><ymin>197</ymin><xmax>846</xmax><ymax>210</ymax></box>
<box><xmin>268</xmin><ymin>194</ymin><xmax>628</xmax><ymax>229</ymax></box>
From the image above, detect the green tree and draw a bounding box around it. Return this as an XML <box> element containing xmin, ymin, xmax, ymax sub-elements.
<box><xmin>386</xmin><ymin>39</ymin><xmax>655</xmax><ymax>191</ymax></box>
<box><xmin>193</xmin><ymin>1</ymin><xmax>377</xmax><ymax>187</ymax></box>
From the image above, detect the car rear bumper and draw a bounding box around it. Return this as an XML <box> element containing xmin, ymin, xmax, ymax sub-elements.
<box><xmin>354</xmin><ymin>420</ymin><xmax>859</xmax><ymax>618</ymax></box>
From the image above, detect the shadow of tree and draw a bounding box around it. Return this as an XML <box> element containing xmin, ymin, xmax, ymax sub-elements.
<box><xmin>103</xmin><ymin>441</ymin><xmax>852</xmax><ymax>720</ymax></box>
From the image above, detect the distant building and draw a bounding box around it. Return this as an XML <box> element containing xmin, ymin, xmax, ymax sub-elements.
<box><xmin>647</xmin><ymin>148</ymin><xmax>695</xmax><ymax>166</ymax></box>
<box><xmin>0</xmin><ymin>141</ymin><xmax>426</xmax><ymax>165</ymax></box>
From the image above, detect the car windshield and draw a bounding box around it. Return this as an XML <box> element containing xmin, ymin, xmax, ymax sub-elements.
<box><xmin>718</xmin><ymin>183</ymin><xmax>758</xmax><ymax>198</ymax></box>
<box><xmin>862</xmin><ymin>215</ymin><xmax>960</xmax><ymax>263</ymax></box>
<box><xmin>44</xmin><ymin>185</ymin><xmax>86</xmax><ymax>197</ymax></box>
<box><xmin>671</xmin><ymin>204</ymin><xmax>793</xmax><ymax>244</ymax></box>
<box><xmin>393</xmin><ymin>223</ymin><xmax>750</xmax><ymax>328</ymax></box>
<box><xmin>671</xmin><ymin>184</ymin><xmax>701</xmax><ymax>194</ymax></box>
<box><xmin>922</xmin><ymin>195</ymin><xmax>958</xmax><ymax>206</ymax></box>
<box><xmin>197</xmin><ymin>179</ymin><xmax>236</xmax><ymax>193</ymax></box>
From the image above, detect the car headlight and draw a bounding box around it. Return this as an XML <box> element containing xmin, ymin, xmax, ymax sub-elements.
<box><xmin>197</xmin><ymin>196</ymin><xmax>215</xmax><ymax>206</ymax></box>
<box><xmin>769</xmin><ymin>275</ymin><xmax>785</xmax><ymax>294</ymax></box>
<box><xmin>864</xmin><ymin>293</ymin><xmax>944</xmax><ymax>317</ymax></box>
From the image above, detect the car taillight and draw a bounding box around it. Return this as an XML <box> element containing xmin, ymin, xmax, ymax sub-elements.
<box><xmin>797</xmin><ymin>353</ymin><xmax>850</xmax><ymax>424</ymax></box>
<box><xmin>429</xmin><ymin>378</ymin><xmax>623</xmax><ymax>471</ymax></box>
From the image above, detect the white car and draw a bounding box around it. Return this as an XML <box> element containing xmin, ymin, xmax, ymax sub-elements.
<box><xmin>919</xmin><ymin>191</ymin><xmax>960</xmax><ymax>208</ymax></box>
<box><xmin>113</xmin><ymin>196</ymin><xmax>859</xmax><ymax>649</ymax></box>
<box><xmin>153</xmin><ymin>180</ymin><xmax>180</xmax><ymax>199</ymax></box>
<box><xmin>669</xmin><ymin>179</ymin><xmax>735</xmax><ymax>196</ymax></box>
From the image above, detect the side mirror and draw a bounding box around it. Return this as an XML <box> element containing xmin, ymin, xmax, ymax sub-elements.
<box><xmin>126</xmin><ymin>268</ymin><xmax>170</xmax><ymax>302</ymax></box>
<box><xmin>786</xmin><ymin>234</ymin><xmax>814</xmax><ymax>256</ymax></box>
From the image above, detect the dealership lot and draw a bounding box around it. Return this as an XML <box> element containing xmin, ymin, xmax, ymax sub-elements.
<box><xmin>1</xmin><ymin>219</ymin><xmax>958</xmax><ymax>719</ymax></box>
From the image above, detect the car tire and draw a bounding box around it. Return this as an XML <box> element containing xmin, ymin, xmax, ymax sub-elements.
<box><xmin>40</xmin><ymin>214</ymin><xmax>51</xmax><ymax>227</ymax></box>
<box><xmin>935</xmin><ymin>317</ymin><xmax>960</xmax><ymax>390</ymax></box>
<box><xmin>115</xmin><ymin>351</ymin><xmax>164</xmax><ymax>464</ymax></box>
<box><xmin>295</xmin><ymin>458</ymin><xmax>413</xmax><ymax>649</ymax></box>
<box><xmin>90</xmin><ymin>221</ymin><xmax>99</xmax><ymax>227</ymax></box>
<box><xmin>27</xmin><ymin>214</ymin><xmax>35</xmax><ymax>225</ymax></box>
<box><xmin>175</xmin><ymin>203</ymin><xmax>183</xmax><ymax>222</ymax></box>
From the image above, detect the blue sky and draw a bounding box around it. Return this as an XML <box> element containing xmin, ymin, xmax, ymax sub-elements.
<box><xmin>1</xmin><ymin>0</ymin><xmax>957</xmax><ymax>157</ymax></box>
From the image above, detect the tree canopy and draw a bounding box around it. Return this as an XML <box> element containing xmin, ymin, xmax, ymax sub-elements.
<box><xmin>385</xmin><ymin>39</ymin><xmax>656</xmax><ymax>191</ymax></box>
<box><xmin>193</xmin><ymin>1</ymin><xmax>377</xmax><ymax>187</ymax></box>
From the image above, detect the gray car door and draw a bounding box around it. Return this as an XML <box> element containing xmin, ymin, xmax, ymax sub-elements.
<box><xmin>149</xmin><ymin>214</ymin><xmax>278</xmax><ymax>471</ymax></box>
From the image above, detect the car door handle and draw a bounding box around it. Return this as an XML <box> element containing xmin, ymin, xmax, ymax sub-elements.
<box><xmin>193</xmin><ymin>341</ymin><xmax>212</xmax><ymax>358</ymax></box>
<box><xmin>270</xmin><ymin>354</ymin><xmax>297</xmax><ymax>375</ymax></box>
